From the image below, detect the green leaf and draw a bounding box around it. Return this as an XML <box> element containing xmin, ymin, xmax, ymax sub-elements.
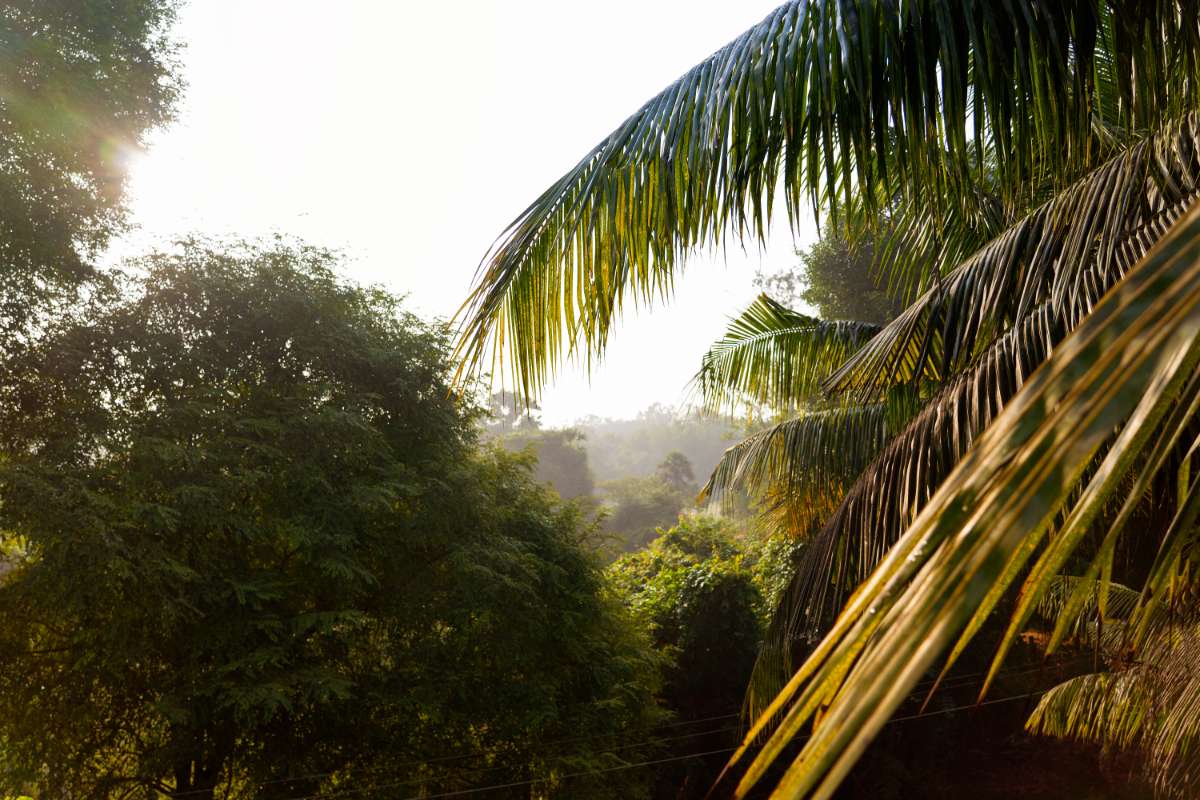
<box><xmin>730</xmin><ymin>198</ymin><xmax>1200</xmax><ymax>799</ymax></box>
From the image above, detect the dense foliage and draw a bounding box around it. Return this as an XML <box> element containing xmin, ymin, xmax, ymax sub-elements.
<box><xmin>609</xmin><ymin>516</ymin><xmax>778</xmax><ymax>799</ymax></box>
<box><xmin>0</xmin><ymin>242</ymin><xmax>664</xmax><ymax>799</ymax></box>
<box><xmin>756</xmin><ymin>219</ymin><xmax>904</xmax><ymax>326</ymax></box>
<box><xmin>598</xmin><ymin>453</ymin><xmax>698</xmax><ymax>552</ymax></box>
<box><xmin>0</xmin><ymin>1</ymin><xmax>181</xmax><ymax>312</ymax></box>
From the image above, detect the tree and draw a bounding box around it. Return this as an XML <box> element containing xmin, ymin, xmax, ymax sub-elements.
<box><xmin>609</xmin><ymin>516</ymin><xmax>763</xmax><ymax>799</ymax></box>
<box><xmin>0</xmin><ymin>1</ymin><xmax>181</xmax><ymax>312</ymax></box>
<box><xmin>0</xmin><ymin>240</ymin><xmax>663</xmax><ymax>799</ymax></box>
<box><xmin>654</xmin><ymin>451</ymin><xmax>696</xmax><ymax>493</ymax></box>
<box><xmin>455</xmin><ymin>2</ymin><xmax>1200</xmax><ymax>797</ymax></box>
<box><xmin>503</xmin><ymin>427</ymin><xmax>596</xmax><ymax>500</ymax></box>
<box><xmin>601</xmin><ymin>453</ymin><xmax>699</xmax><ymax>552</ymax></box>
<box><xmin>757</xmin><ymin>219</ymin><xmax>905</xmax><ymax>325</ymax></box>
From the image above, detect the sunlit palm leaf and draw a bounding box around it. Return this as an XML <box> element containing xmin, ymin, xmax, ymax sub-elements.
<box><xmin>1029</xmin><ymin>621</ymin><xmax>1200</xmax><ymax>799</ymax></box>
<box><xmin>455</xmin><ymin>2</ymin><xmax>1200</xmax><ymax>397</ymax></box>
<box><xmin>700</xmin><ymin>403</ymin><xmax>891</xmax><ymax>518</ymax></box>
<box><xmin>826</xmin><ymin>114</ymin><xmax>1200</xmax><ymax>397</ymax></box>
<box><xmin>752</xmin><ymin>301</ymin><xmax>1061</xmax><ymax>677</ymax></box>
<box><xmin>725</xmin><ymin>200</ymin><xmax>1200</xmax><ymax>800</ymax></box>
<box><xmin>1035</xmin><ymin>576</ymin><xmax>1141</xmax><ymax>643</ymax></box>
<box><xmin>693</xmin><ymin>294</ymin><xmax>879</xmax><ymax>414</ymax></box>
<box><xmin>1027</xmin><ymin>670</ymin><xmax>1150</xmax><ymax>750</ymax></box>
<box><xmin>742</xmin><ymin>118</ymin><xmax>1200</xmax><ymax>726</ymax></box>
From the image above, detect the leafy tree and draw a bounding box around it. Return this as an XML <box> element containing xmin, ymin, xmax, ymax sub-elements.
<box><xmin>609</xmin><ymin>516</ymin><xmax>763</xmax><ymax>799</ymax></box>
<box><xmin>654</xmin><ymin>451</ymin><xmax>696</xmax><ymax>494</ymax></box>
<box><xmin>599</xmin><ymin>477</ymin><xmax>687</xmax><ymax>552</ymax></box>
<box><xmin>601</xmin><ymin>454</ymin><xmax>699</xmax><ymax>552</ymax></box>
<box><xmin>0</xmin><ymin>1</ymin><xmax>181</xmax><ymax>309</ymax></box>
<box><xmin>757</xmin><ymin>219</ymin><xmax>905</xmax><ymax>325</ymax></box>
<box><xmin>455</xmin><ymin>1</ymin><xmax>1200</xmax><ymax>796</ymax></box>
<box><xmin>503</xmin><ymin>427</ymin><xmax>596</xmax><ymax>500</ymax></box>
<box><xmin>0</xmin><ymin>240</ymin><xmax>663</xmax><ymax>799</ymax></box>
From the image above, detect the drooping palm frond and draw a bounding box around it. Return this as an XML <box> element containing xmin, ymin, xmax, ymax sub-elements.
<box><xmin>750</xmin><ymin>300</ymin><xmax>1061</xmax><ymax>678</ymax></box>
<box><xmin>842</xmin><ymin>1</ymin><xmax>1185</xmax><ymax>306</ymax></box>
<box><xmin>1035</xmin><ymin>576</ymin><xmax>1142</xmax><ymax>645</ymax></box>
<box><xmin>722</xmin><ymin>200</ymin><xmax>1200</xmax><ymax>800</ymax></box>
<box><xmin>455</xmin><ymin>2</ymin><xmax>1200</xmax><ymax>397</ymax></box>
<box><xmin>826</xmin><ymin>114</ymin><xmax>1200</xmax><ymax>398</ymax></box>
<box><xmin>737</xmin><ymin>118</ymin><xmax>1200</xmax><ymax>725</ymax></box>
<box><xmin>1028</xmin><ymin>621</ymin><xmax>1200</xmax><ymax>799</ymax></box>
<box><xmin>700</xmin><ymin>402</ymin><xmax>894</xmax><ymax>532</ymax></box>
<box><xmin>739</xmin><ymin>304</ymin><xmax>1059</xmax><ymax>720</ymax></box>
<box><xmin>1026</xmin><ymin>670</ymin><xmax>1151</xmax><ymax>750</ymax></box>
<box><xmin>693</xmin><ymin>294</ymin><xmax>879</xmax><ymax>414</ymax></box>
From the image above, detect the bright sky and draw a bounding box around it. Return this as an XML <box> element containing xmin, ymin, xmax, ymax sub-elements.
<box><xmin>118</xmin><ymin>0</ymin><xmax>816</xmax><ymax>426</ymax></box>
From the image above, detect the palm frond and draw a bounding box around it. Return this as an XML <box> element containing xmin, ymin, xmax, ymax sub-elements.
<box><xmin>723</xmin><ymin>199</ymin><xmax>1200</xmax><ymax>800</ymax></box>
<box><xmin>693</xmin><ymin>294</ymin><xmax>879</xmax><ymax>414</ymax></box>
<box><xmin>1026</xmin><ymin>670</ymin><xmax>1150</xmax><ymax>750</ymax></box>
<box><xmin>755</xmin><ymin>301</ymin><xmax>1061</xmax><ymax>666</ymax></box>
<box><xmin>741</xmin><ymin>304</ymin><xmax>1057</xmax><ymax>720</ymax></box>
<box><xmin>1036</xmin><ymin>575</ymin><xmax>1142</xmax><ymax>639</ymax></box>
<box><xmin>700</xmin><ymin>403</ymin><xmax>894</xmax><ymax>530</ymax></box>
<box><xmin>1029</xmin><ymin>621</ymin><xmax>1200</xmax><ymax>799</ymax></box>
<box><xmin>826</xmin><ymin>114</ymin><xmax>1200</xmax><ymax>397</ymax></box>
<box><xmin>743</xmin><ymin>123</ymin><xmax>1200</xmax><ymax>718</ymax></box>
<box><xmin>455</xmin><ymin>2</ymin><xmax>1200</xmax><ymax>397</ymax></box>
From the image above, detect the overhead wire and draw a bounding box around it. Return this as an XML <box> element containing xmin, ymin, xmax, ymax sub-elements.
<box><xmin>155</xmin><ymin>653</ymin><xmax>1095</xmax><ymax>798</ymax></box>
<box><xmin>282</xmin><ymin>690</ymin><xmax>1051</xmax><ymax>800</ymax></box>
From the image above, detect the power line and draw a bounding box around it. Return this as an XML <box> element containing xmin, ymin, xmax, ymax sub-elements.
<box><xmin>158</xmin><ymin>717</ymin><xmax>747</xmax><ymax>799</ymax></box>
<box><xmin>161</xmin><ymin>654</ymin><xmax>1091</xmax><ymax>799</ymax></box>
<box><xmin>277</xmin><ymin>689</ymin><xmax>1052</xmax><ymax>800</ymax></box>
<box><xmin>294</xmin><ymin>747</ymin><xmax>744</xmax><ymax>800</ymax></box>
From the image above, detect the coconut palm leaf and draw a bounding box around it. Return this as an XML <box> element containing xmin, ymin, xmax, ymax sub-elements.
<box><xmin>693</xmin><ymin>294</ymin><xmax>879</xmax><ymax>414</ymax></box>
<box><xmin>739</xmin><ymin>305</ymin><xmax>1059</xmax><ymax>720</ymax></box>
<box><xmin>723</xmin><ymin>199</ymin><xmax>1200</xmax><ymax>800</ymax></box>
<box><xmin>1028</xmin><ymin>621</ymin><xmax>1200</xmax><ymax>799</ymax></box>
<box><xmin>1026</xmin><ymin>669</ymin><xmax>1150</xmax><ymax>750</ymax></box>
<box><xmin>1036</xmin><ymin>576</ymin><xmax>1142</xmax><ymax>637</ymax></box>
<box><xmin>826</xmin><ymin>114</ymin><xmax>1200</xmax><ymax>397</ymax></box>
<box><xmin>700</xmin><ymin>402</ymin><xmax>893</xmax><ymax>531</ymax></box>
<box><xmin>751</xmin><ymin>300</ymin><xmax>1060</xmax><ymax>666</ymax></box>
<box><xmin>455</xmin><ymin>2</ymin><xmax>1200</xmax><ymax>397</ymax></box>
<box><xmin>737</xmin><ymin>120</ymin><xmax>1200</xmax><ymax>722</ymax></box>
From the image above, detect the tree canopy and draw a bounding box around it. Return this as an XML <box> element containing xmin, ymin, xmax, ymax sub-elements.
<box><xmin>757</xmin><ymin>220</ymin><xmax>905</xmax><ymax>326</ymax></box>
<box><xmin>0</xmin><ymin>240</ymin><xmax>664</xmax><ymax>799</ymax></box>
<box><xmin>0</xmin><ymin>0</ymin><xmax>181</xmax><ymax>301</ymax></box>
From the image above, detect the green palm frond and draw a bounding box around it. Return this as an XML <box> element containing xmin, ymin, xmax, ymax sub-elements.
<box><xmin>723</xmin><ymin>199</ymin><xmax>1200</xmax><ymax>800</ymax></box>
<box><xmin>456</xmin><ymin>2</ymin><xmax>1200</xmax><ymax>397</ymax></box>
<box><xmin>693</xmin><ymin>294</ymin><xmax>879</xmax><ymax>414</ymax></box>
<box><xmin>1029</xmin><ymin>621</ymin><xmax>1200</xmax><ymax>799</ymax></box>
<box><xmin>740</xmin><ymin>118</ymin><xmax>1200</xmax><ymax>728</ymax></box>
<box><xmin>1026</xmin><ymin>670</ymin><xmax>1150</xmax><ymax>750</ymax></box>
<box><xmin>1150</xmin><ymin>626</ymin><xmax>1200</xmax><ymax>797</ymax></box>
<box><xmin>1030</xmin><ymin>576</ymin><xmax>1142</xmax><ymax>658</ymax></box>
<box><xmin>754</xmin><ymin>301</ymin><xmax>1061</xmax><ymax>665</ymax></box>
<box><xmin>700</xmin><ymin>403</ymin><xmax>891</xmax><ymax>511</ymax></box>
<box><xmin>1036</xmin><ymin>576</ymin><xmax>1142</xmax><ymax>631</ymax></box>
<box><xmin>826</xmin><ymin>114</ymin><xmax>1200</xmax><ymax>397</ymax></box>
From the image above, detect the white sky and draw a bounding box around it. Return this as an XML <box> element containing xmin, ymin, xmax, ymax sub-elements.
<box><xmin>118</xmin><ymin>0</ymin><xmax>816</xmax><ymax>426</ymax></box>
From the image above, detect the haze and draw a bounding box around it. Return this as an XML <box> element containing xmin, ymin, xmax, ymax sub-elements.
<box><xmin>119</xmin><ymin>0</ymin><xmax>816</xmax><ymax>426</ymax></box>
